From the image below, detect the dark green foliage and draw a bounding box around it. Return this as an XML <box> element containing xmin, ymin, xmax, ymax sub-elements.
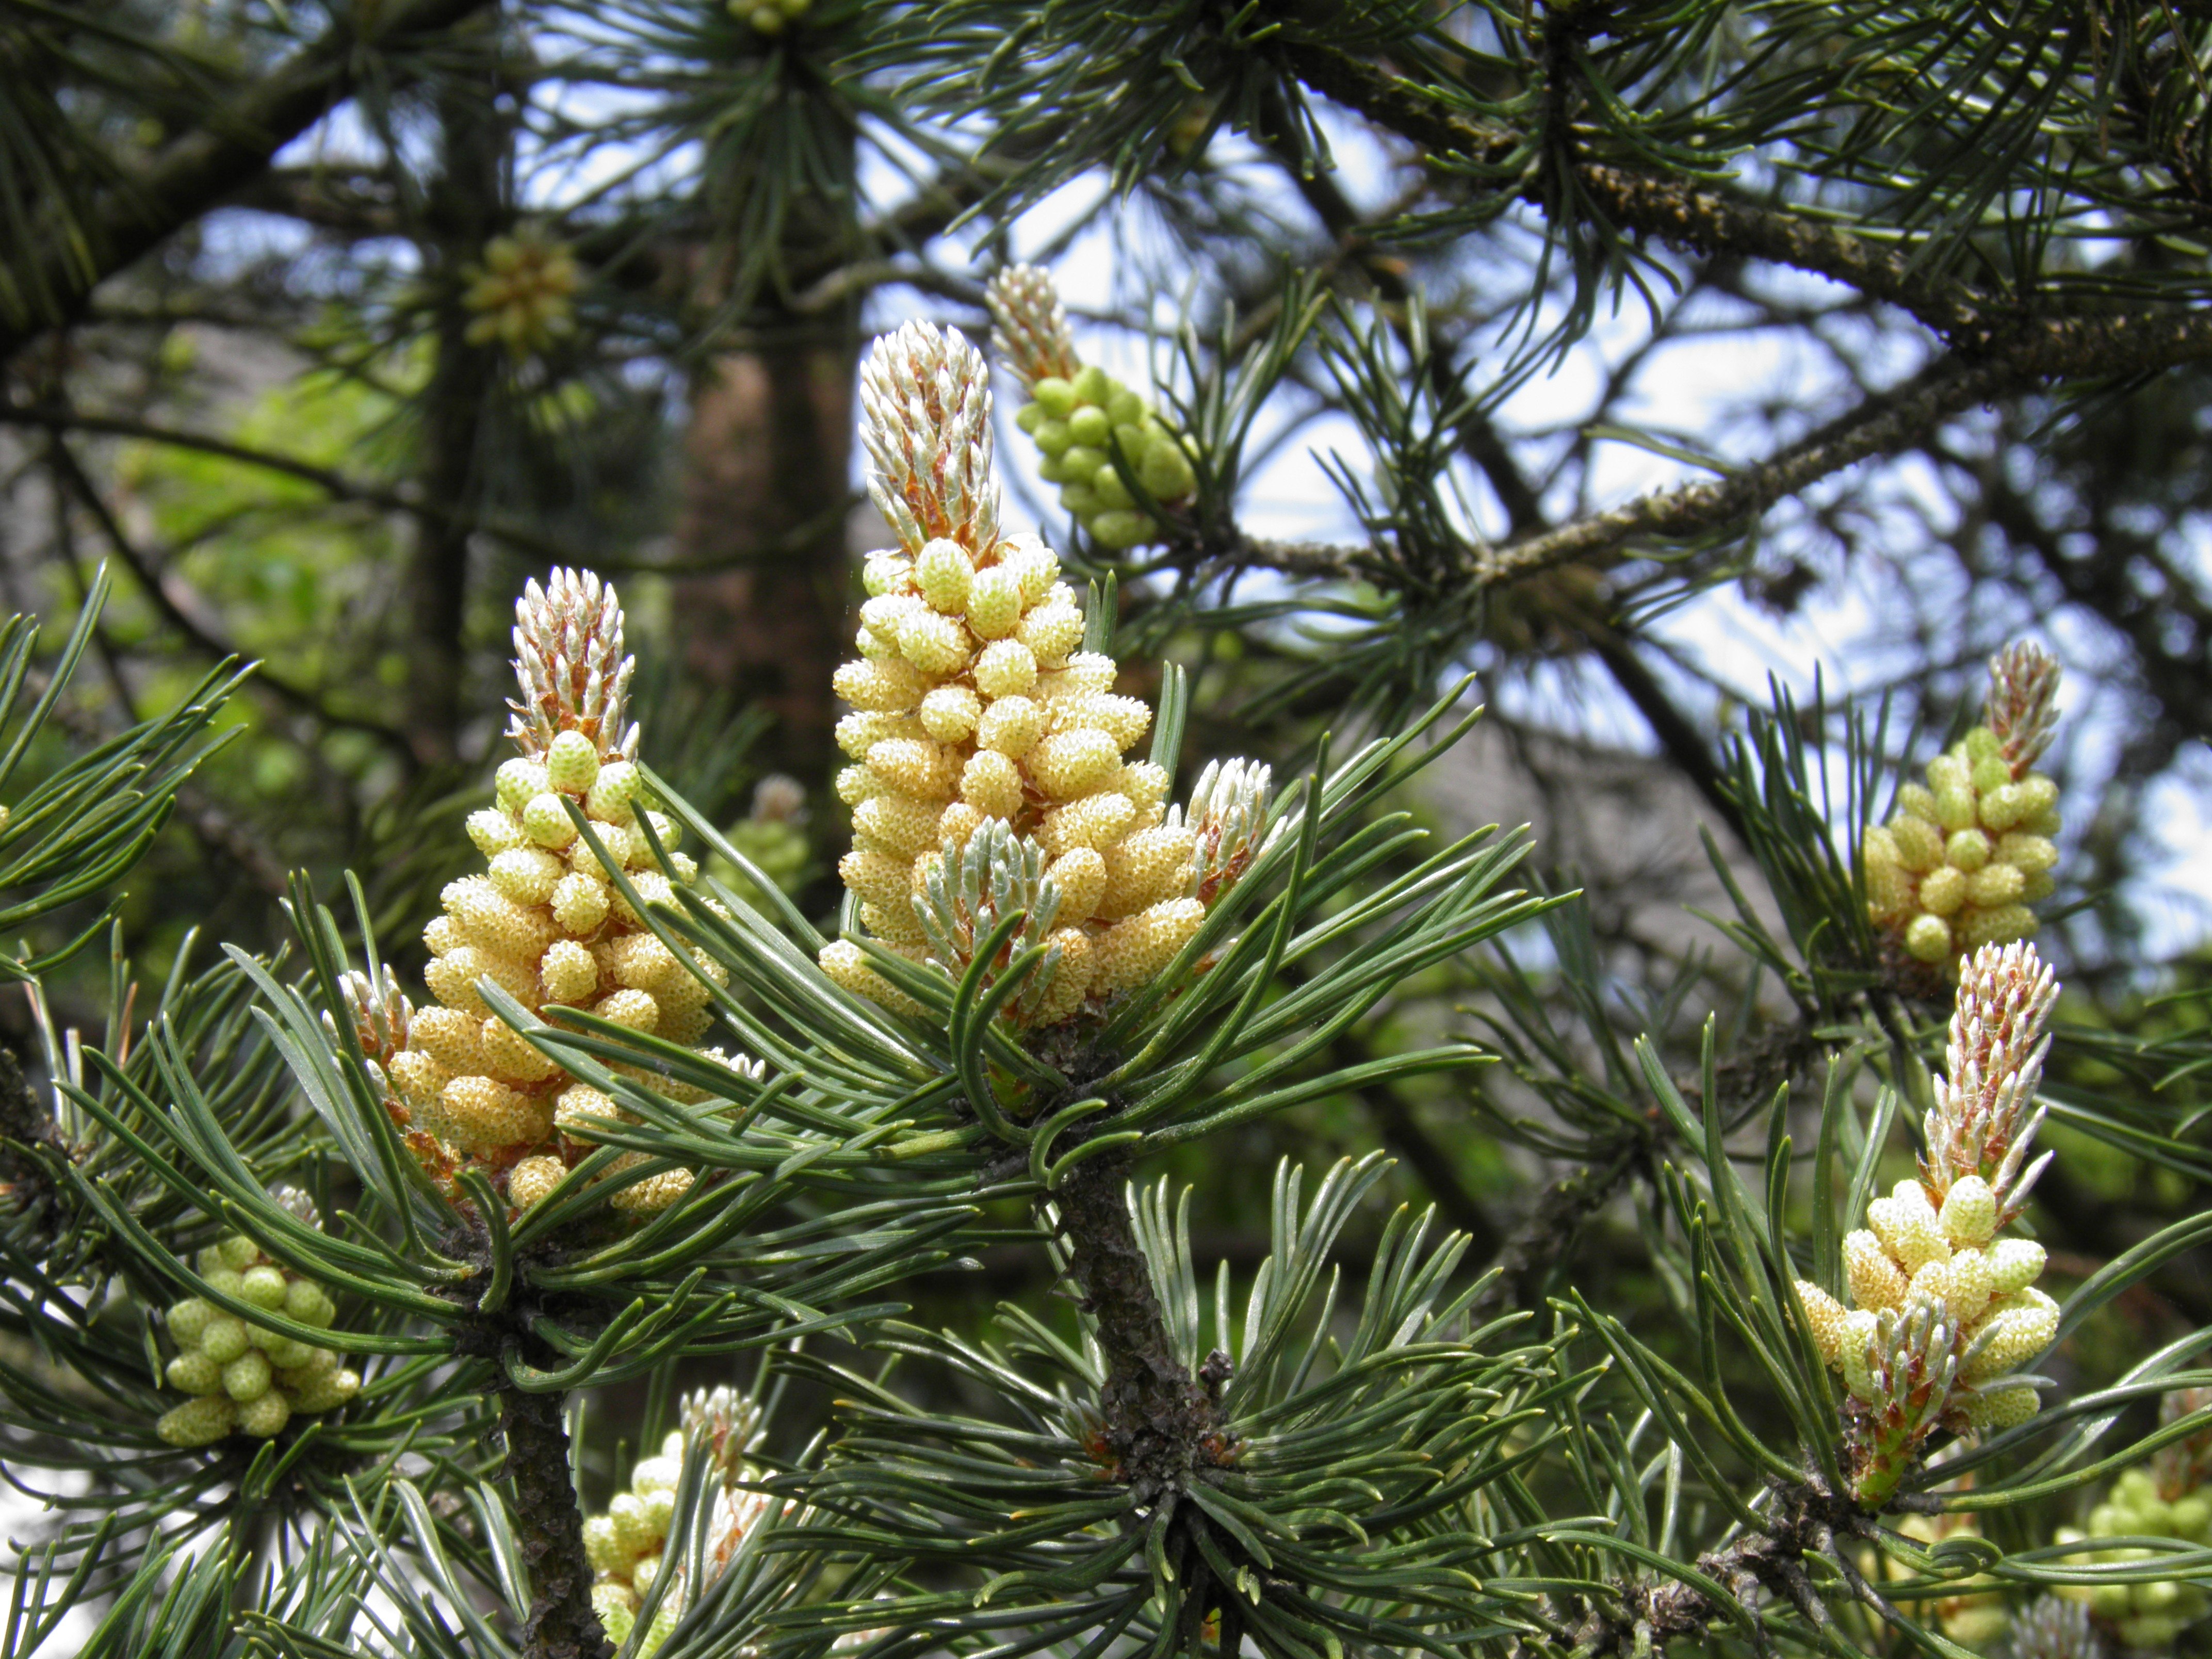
<box><xmin>4</xmin><ymin>0</ymin><xmax>2212</xmax><ymax>1656</ymax></box>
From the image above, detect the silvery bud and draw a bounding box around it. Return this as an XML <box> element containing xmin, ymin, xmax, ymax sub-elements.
<box><xmin>986</xmin><ymin>264</ymin><xmax>1082</xmax><ymax>391</ymax></box>
<box><xmin>859</xmin><ymin>321</ymin><xmax>1000</xmax><ymax>556</ymax></box>
<box><xmin>506</xmin><ymin>568</ymin><xmax>638</xmax><ymax>762</ymax></box>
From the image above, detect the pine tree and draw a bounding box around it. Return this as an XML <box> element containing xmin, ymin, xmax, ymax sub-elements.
<box><xmin>3</xmin><ymin>3</ymin><xmax>2212</xmax><ymax>1658</ymax></box>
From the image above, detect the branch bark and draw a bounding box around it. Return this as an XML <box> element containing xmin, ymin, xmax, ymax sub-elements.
<box><xmin>1467</xmin><ymin>1142</ymin><xmax>1638</xmax><ymax>1327</ymax></box>
<box><xmin>1200</xmin><ymin>354</ymin><xmax>2020</xmax><ymax>594</ymax></box>
<box><xmin>1217</xmin><ymin>317</ymin><xmax>2212</xmax><ymax>601</ymax></box>
<box><xmin>1046</xmin><ymin>1153</ymin><xmax>1218</xmax><ymax>1499</ymax></box>
<box><xmin>497</xmin><ymin>1381</ymin><xmax>614</xmax><ymax>1659</ymax></box>
<box><xmin>1043</xmin><ymin>1154</ymin><xmax>1265</xmax><ymax>1654</ymax></box>
<box><xmin>1570</xmin><ymin>1475</ymin><xmax>1915</xmax><ymax>1655</ymax></box>
<box><xmin>1278</xmin><ymin>42</ymin><xmax>2005</xmax><ymax>347</ymax></box>
<box><xmin>1257</xmin><ymin>113</ymin><xmax>1756</xmax><ymax>847</ymax></box>
<box><xmin>1585</xmin><ymin>628</ymin><xmax>1746</xmax><ymax>843</ymax></box>
<box><xmin>1472</xmin><ymin>352</ymin><xmax>2018</xmax><ymax>587</ymax></box>
<box><xmin>1259</xmin><ymin>43</ymin><xmax>2212</xmax><ymax>604</ymax></box>
<box><xmin>0</xmin><ymin>403</ymin><xmax>607</xmax><ymax>574</ymax></box>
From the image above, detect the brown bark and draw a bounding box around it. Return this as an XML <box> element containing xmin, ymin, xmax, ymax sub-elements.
<box><xmin>673</xmin><ymin>337</ymin><xmax>856</xmax><ymax>783</ymax></box>
<box><xmin>1570</xmin><ymin>1475</ymin><xmax>1922</xmax><ymax>1654</ymax></box>
<box><xmin>1047</xmin><ymin>1152</ymin><xmax>1218</xmax><ymax>1496</ymax></box>
<box><xmin>497</xmin><ymin>1381</ymin><xmax>614</xmax><ymax>1659</ymax></box>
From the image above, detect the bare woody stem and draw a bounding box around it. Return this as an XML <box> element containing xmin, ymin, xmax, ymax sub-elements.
<box><xmin>1211</xmin><ymin>317</ymin><xmax>2207</xmax><ymax>599</ymax></box>
<box><xmin>497</xmin><ymin>1382</ymin><xmax>613</xmax><ymax>1659</ymax></box>
<box><xmin>1046</xmin><ymin>1154</ymin><xmax>1218</xmax><ymax>1499</ymax></box>
<box><xmin>1470</xmin><ymin>1022</ymin><xmax>1825</xmax><ymax>1325</ymax></box>
<box><xmin>1047</xmin><ymin>1154</ymin><xmax>1264</xmax><ymax>1654</ymax></box>
<box><xmin>1570</xmin><ymin>1476</ymin><xmax>1915</xmax><ymax>1655</ymax></box>
<box><xmin>0</xmin><ymin>1043</ymin><xmax>69</xmax><ymax>1251</ymax></box>
<box><xmin>1469</xmin><ymin>355</ymin><xmax>2019</xmax><ymax>587</ymax></box>
<box><xmin>1468</xmin><ymin>1143</ymin><xmax>1639</xmax><ymax>1328</ymax></box>
<box><xmin>1278</xmin><ymin>40</ymin><xmax>2008</xmax><ymax>348</ymax></box>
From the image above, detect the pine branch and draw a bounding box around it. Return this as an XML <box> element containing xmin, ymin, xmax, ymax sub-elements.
<box><xmin>1188</xmin><ymin>354</ymin><xmax>2023</xmax><ymax>593</ymax></box>
<box><xmin>1037</xmin><ymin>1161</ymin><xmax>1291</xmax><ymax>1659</ymax></box>
<box><xmin>1277</xmin><ymin>42</ymin><xmax>2002</xmax><ymax>347</ymax></box>
<box><xmin>0</xmin><ymin>402</ymin><xmax>412</xmax><ymax>501</ymax></box>
<box><xmin>1217</xmin><ymin>534</ymin><xmax>1370</xmax><ymax>579</ymax></box>
<box><xmin>1213</xmin><ymin>327</ymin><xmax>2198</xmax><ymax>602</ymax></box>
<box><xmin>496</xmin><ymin>1382</ymin><xmax>615</xmax><ymax>1659</ymax></box>
<box><xmin>1572</xmin><ymin>1474</ymin><xmax>1917</xmax><ymax>1655</ymax></box>
<box><xmin>1284</xmin><ymin>43</ymin><xmax>2212</xmax><ymax>389</ymax></box>
<box><xmin>0</xmin><ymin>0</ymin><xmax>496</xmax><ymax>365</ymax></box>
<box><xmin>1047</xmin><ymin>1153</ymin><xmax>1220</xmax><ymax>1496</ymax></box>
<box><xmin>0</xmin><ymin>1040</ymin><xmax>66</xmax><ymax>1246</ymax></box>
<box><xmin>1584</xmin><ymin>628</ymin><xmax>1745</xmax><ymax>843</ymax></box>
<box><xmin>1470</xmin><ymin>353</ymin><xmax>2020</xmax><ymax>585</ymax></box>
<box><xmin>1467</xmin><ymin>1141</ymin><xmax>1639</xmax><ymax>1328</ymax></box>
<box><xmin>438</xmin><ymin>1212</ymin><xmax>621</xmax><ymax>1659</ymax></box>
<box><xmin>1468</xmin><ymin>1019</ymin><xmax>1824</xmax><ymax>1324</ymax></box>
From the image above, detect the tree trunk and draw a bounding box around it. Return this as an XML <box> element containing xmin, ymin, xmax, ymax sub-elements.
<box><xmin>672</xmin><ymin>328</ymin><xmax>857</xmax><ymax>787</ymax></box>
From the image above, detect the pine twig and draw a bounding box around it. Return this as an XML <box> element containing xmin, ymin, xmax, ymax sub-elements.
<box><xmin>1470</xmin><ymin>354</ymin><xmax>2021</xmax><ymax>588</ymax></box>
<box><xmin>1468</xmin><ymin>1141</ymin><xmax>1640</xmax><ymax>1328</ymax></box>
<box><xmin>41</xmin><ymin>432</ymin><xmax>409</xmax><ymax>745</ymax></box>
<box><xmin>496</xmin><ymin>1382</ymin><xmax>614</xmax><ymax>1659</ymax></box>
<box><xmin>1278</xmin><ymin>41</ymin><xmax>2002</xmax><ymax>348</ymax></box>
<box><xmin>0</xmin><ymin>402</ymin><xmax>609</xmax><ymax>592</ymax></box>
<box><xmin>1471</xmin><ymin>1020</ymin><xmax>1826</xmax><ymax>1323</ymax></box>
<box><xmin>1199</xmin><ymin>352</ymin><xmax>2024</xmax><ymax>597</ymax></box>
<box><xmin>1576</xmin><ymin>1475</ymin><xmax>1901</xmax><ymax>1655</ymax></box>
<box><xmin>1045</xmin><ymin>1153</ymin><xmax>1260</xmax><ymax>1654</ymax></box>
<box><xmin>1287</xmin><ymin>42</ymin><xmax>2212</xmax><ymax>381</ymax></box>
<box><xmin>0</xmin><ymin>1041</ymin><xmax>67</xmax><ymax>1246</ymax></box>
<box><xmin>445</xmin><ymin>1213</ymin><xmax>613</xmax><ymax>1659</ymax></box>
<box><xmin>1048</xmin><ymin>1153</ymin><xmax>1218</xmax><ymax>1495</ymax></box>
